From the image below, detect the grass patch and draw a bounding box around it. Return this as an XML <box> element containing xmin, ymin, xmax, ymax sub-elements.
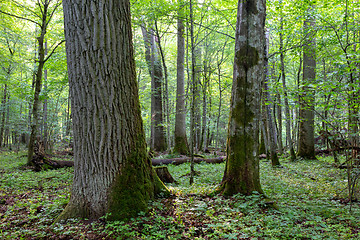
<box><xmin>0</xmin><ymin>151</ymin><xmax>359</xmax><ymax>239</ymax></box>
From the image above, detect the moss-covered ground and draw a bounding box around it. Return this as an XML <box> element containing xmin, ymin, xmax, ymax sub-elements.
<box><xmin>0</xmin><ymin>149</ymin><xmax>359</xmax><ymax>239</ymax></box>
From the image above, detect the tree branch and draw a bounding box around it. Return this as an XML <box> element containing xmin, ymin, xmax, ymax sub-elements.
<box><xmin>46</xmin><ymin>1</ymin><xmax>62</xmax><ymax>27</ymax></box>
<box><xmin>192</xmin><ymin>21</ymin><xmax>235</xmax><ymax>40</ymax></box>
<box><xmin>11</xmin><ymin>0</ymin><xmax>41</xmax><ymax>20</ymax></box>
<box><xmin>44</xmin><ymin>40</ymin><xmax>65</xmax><ymax>63</ymax></box>
<box><xmin>0</xmin><ymin>10</ymin><xmax>40</xmax><ymax>27</ymax></box>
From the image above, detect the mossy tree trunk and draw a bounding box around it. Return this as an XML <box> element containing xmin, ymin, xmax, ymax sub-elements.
<box><xmin>217</xmin><ymin>0</ymin><xmax>264</xmax><ymax>196</ymax></box>
<box><xmin>174</xmin><ymin>0</ymin><xmax>189</xmax><ymax>155</ymax></box>
<box><xmin>298</xmin><ymin>3</ymin><xmax>316</xmax><ymax>160</ymax></box>
<box><xmin>58</xmin><ymin>0</ymin><xmax>168</xmax><ymax>221</ymax></box>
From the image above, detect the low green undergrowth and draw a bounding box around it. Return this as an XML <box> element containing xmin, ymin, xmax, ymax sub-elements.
<box><xmin>0</xmin><ymin>151</ymin><xmax>359</xmax><ymax>239</ymax></box>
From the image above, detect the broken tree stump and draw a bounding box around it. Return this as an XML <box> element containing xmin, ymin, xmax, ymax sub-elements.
<box><xmin>154</xmin><ymin>166</ymin><xmax>176</xmax><ymax>183</ymax></box>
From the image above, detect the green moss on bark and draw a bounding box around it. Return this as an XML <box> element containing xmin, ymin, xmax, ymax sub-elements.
<box><xmin>173</xmin><ymin>136</ymin><xmax>189</xmax><ymax>155</ymax></box>
<box><xmin>55</xmin><ymin>200</ymin><xmax>92</xmax><ymax>223</ymax></box>
<box><xmin>56</xmin><ymin>135</ymin><xmax>170</xmax><ymax>223</ymax></box>
<box><xmin>220</xmin><ymin>134</ymin><xmax>263</xmax><ymax>196</ymax></box>
<box><xmin>107</xmin><ymin>135</ymin><xmax>169</xmax><ymax>221</ymax></box>
<box><xmin>216</xmin><ymin>78</ymin><xmax>262</xmax><ymax>196</ymax></box>
<box><xmin>235</xmin><ymin>45</ymin><xmax>259</xmax><ymax>70</ymax></box>
<box><xmin>245</xmin><ymin>0</ymin><xmax>259</xmax><ymax>15</ymax></box>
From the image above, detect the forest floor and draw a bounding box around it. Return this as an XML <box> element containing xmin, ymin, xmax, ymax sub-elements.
<box><xmin>0</xmin><ymin>149</ymin><xmax>360</xmax><ymax>239</ymax></box>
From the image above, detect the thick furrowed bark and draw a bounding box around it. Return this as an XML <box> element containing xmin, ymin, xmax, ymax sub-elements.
<box><xmin>58</xmin><ymin>0</ymin><xmax>169</xmax><ymax>222</ymax></box>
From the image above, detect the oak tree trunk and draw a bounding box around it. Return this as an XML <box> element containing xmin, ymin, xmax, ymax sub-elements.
<box><xmin>58</xmin><ymin>0</ymin><xmax>168</xmax><ymax>221</ymax></box>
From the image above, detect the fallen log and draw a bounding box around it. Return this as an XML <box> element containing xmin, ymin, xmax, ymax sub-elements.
<box><xmin>151</xmin><ymin>156</ymin><xmax>226</xmax><ymax>166</ymax></box>
<box><xmin>32</xmin><ymin>153</ymin><xmax>74</xmax><ymax>172</ymax></box>
<box><xmin>31</xmin><ymin>154</ymin><xmax>226</xmax><ymax>171</ymax></box>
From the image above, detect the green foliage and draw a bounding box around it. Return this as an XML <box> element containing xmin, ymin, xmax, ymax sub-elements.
<box><xmin>0</xmin><ymin>0</ymin><xmax>68</xmax><ymax>151</ymax></box>
<box><xmin>1</xmin><ymin>151</ymin><xmax>359</xmax><ymax>239</ymax></box>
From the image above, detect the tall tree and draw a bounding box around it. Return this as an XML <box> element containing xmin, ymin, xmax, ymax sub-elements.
<box><xmin>193</xmin><ymin>46</ymin><xmax>202</xmax><ymax>151</ymax></box>
<box><xmin>189</xmin><ymin>0</ymin><xmax>196</xmax><ymax>184</ymax></box>
<box><xmin>57</xmin><ymin>0</ymin><xmax>168</xmax><ymax>221</ymax></box>
<box><xmin>173</xmin><ymin>0</ymin><xmax>189</xmax><ymax>155</ymax></box>
<box><xmin>279</xmin><ymin>0</ymin><xmax>296</xmax><ymax>161</ymax></box>
<box><xmin>264</xmin><ymin>37</ymin><xmax>280</xmax><ymax>166</ymax></box>
<box><xmin>141</xmin><ymin>23</ymin><xmax>167</xmax><ymax>152</ymax></box>
<box><xmin>298</xmin><ymin>1</ymin><xmax>316</xmax><ymax>159</ymax></box>
<box><xmin>0</xmin><ymin>84</ymin><xmax>8</xmax><ymax>147</ymax></box>
<box><xmin>216</xmin><ymin>0</ymin><xmax>265</xmax><ymax>196</ymax></box>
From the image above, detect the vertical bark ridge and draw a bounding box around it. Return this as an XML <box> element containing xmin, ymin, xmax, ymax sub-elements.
<box><xmin>58</xmin><ymin>0</ymin><xmax>168</xmax><ymax>221</ymax></box>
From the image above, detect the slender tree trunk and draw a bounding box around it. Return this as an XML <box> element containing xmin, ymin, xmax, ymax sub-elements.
<box><xmin>259</xmin><ymin>120</ymin><xmax>267</xmax><ymax>155</ymax></box>
<box><xmin>43</xmin><ymin>41</ymin><xmax>49</xmax><ymax>153</ymax></box>
<box><xmin>189</xmin><ymin>0</ymin><xmax>196</xmax><ymax>184</ymax></box>
<box><xmin>194</xmin><ymin>46</ymin><xmax>202</xmax><ymax>151</ymax></box>
<box><xmin>279</xmin><ymin>0</ymin><xmax>296</xmax><ymax>161</ymax></box>
<box><xmin>272</xmin><ymin>63</ymin><xmax>283</xmax><ymax>153</ymax></box>
<box><xmin>345</xmin><ymin>1</ymin><xmax>359</xmax><ymax>160</ymax></box>
<box><xmin>0</xmin><ymin>35</ymin><xmax>16</xmax><ymax>148</ymax></box>
<box><xmin>58</xmin><ymin>0</ymin><xmax>168</xmax><ymax>221</ymax></box>
<box><xmin>261</xmin><ymin>98</ymin><xmax>269</xmax><ymax>158</ymax></box>
<box><xmin>141</xmin><ymin>24</ymin><xmax>167</xmax><ymax>152</ymax></box>
<box><xmin>27</xmin><ymin>7</ymin><xmax>48</xmax><ymax>164</ymax></box>
<box><xmin>298</xmin><ymin>3</ymin><xmax>316</xmax><ymax>159</ymax></box>
<box><xmin>152</xmin><ymin>39</ymin><xmax>167</xmax><ymax>152</ymax></box>
<box><xmin>295</xmin><ymin>56</ymin><xmax>302</xmax><ymax>149</ymax></box>
<box><xmin>0</xmin><ymin>84</ymin><xmax>7</xmax><ymax>147</ymax></box>
<box><xmin>215</xmin><ymin>63</ymin><xmax>224</xmax><ymax>149</ymax></box>
<box><xmin>154</xmin><ymin>21</ymin><xmax>171</xmax><ymax>150</ymax></box>
<box><xmin>217</xmin><ymin>0</ymin><xmax>265</xmax><ymax>196</ymax></box>
<box><xmin>174</xmin><ymin>0</ymin><xmax>189</xmax><ymax>155</ymax></box>
<box><xmin>264</xmin><ymin>32</ymin><xmax>280</xmax><ymax>166</ymax></box>
<box><xmin>206</xmin><ymin>95</ymin><xmax>212</xmax><ymax>148</ymax></box>
<box><xmin>200</xmin><ymin>67</ymin><xmax>209</xmax><ymax>151</ymax></box>
<box><xmin>4</xmin><ymin>94</ymin><xmax>10</xmax><ymax>148</ymax></box>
